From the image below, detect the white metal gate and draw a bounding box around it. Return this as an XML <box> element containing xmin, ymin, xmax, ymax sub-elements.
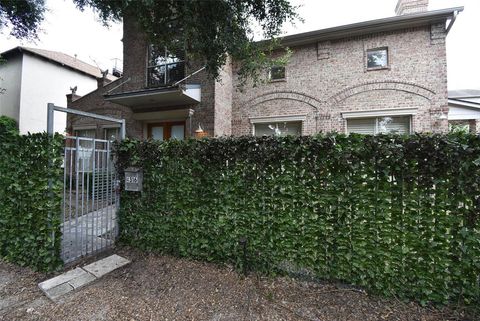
<box><xmin>47</xmin><ymin>103</ymin><xmax>125</xmax><ymax>263</ymax></box>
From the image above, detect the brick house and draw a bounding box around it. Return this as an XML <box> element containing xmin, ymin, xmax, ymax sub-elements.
<box><xmin>447</xmin><ymin>89</ymin><xmax>480</xmax><ymax>133</ymax></box>
<box><xmin>67</xmin><ymin>0</ymin><xmax>463</xmax><ymax>140</ymax></box>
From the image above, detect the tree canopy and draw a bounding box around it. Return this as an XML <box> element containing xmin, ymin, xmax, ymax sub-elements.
<box><xmin>0</xmin><ymin>0</ymin><xmax>299</xmax><ymax>84</ymax></box>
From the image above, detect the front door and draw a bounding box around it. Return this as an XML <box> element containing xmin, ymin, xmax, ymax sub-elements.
<box><xmin>147</xmin><ymin>121</ymin><xmax>185</xmax><ymax>141</ymax></box>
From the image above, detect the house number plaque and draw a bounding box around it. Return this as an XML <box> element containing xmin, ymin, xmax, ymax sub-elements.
<box><xmin>124</xmin><ymin>167</ymin><xmax>143</xmax><ymax>192</ymax></box>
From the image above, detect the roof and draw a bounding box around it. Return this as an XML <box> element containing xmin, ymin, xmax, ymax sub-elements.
<box><xmin>271</xmin><ymin>7</ymin><xmax>463</xmax><ymax>47</ymax></box>
<box><xmin>449</xmin><ymin>89</ymin><xmax>480</xmax><ymax>106</ymax></box>
<box><xmin>0</xmin><ymin>46</ymin><xmax>117</xmax><ymax>81</ymax></box>
<box><xmin>449</xmin><ymin>89</ymin><xmax>480</xmax><ymax>98</ymax></box>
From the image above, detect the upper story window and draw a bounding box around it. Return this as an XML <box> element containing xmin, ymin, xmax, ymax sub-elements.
<box><xmin>269</xmin><ymin>66</ymin><xmax>286</xmax><ymax>81</ymax></box>
<box><xmin>147</xmin><ymin>46</ymin><xmax>186</xmax><ymax>87</ymax></box>
<box><xmin>367</xmin><ymin>48</ymin><xmax>388</xmax><ymax>70</ymax></box>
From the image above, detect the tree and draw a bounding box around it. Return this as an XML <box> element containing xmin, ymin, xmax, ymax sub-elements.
<box><xmin>0</xmin><ymin>0</ymin><xmax>46</xmax><ymax>39</ymax></box>
<box><xmin>0</xmin><ymin>0</ymin><xmax>299</xmax><ymax>85</ymax></box>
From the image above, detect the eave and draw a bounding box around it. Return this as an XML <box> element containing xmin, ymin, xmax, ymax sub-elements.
<box><xmin>262</xmin><ymin>7</ymin><xmax>463</xmax><ymax>47</ymax></box>
<box><xmin>104</xmin><ymin>84</ymin><xmax>201</xmax><ymax>111</ymax></box>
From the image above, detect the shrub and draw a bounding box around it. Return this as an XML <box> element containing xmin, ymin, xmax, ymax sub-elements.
<box><xmin>0</xmin><ymin>116</ymin><xmax>19</xmax><ymax>135</ymax></box>
<box><xmin>0</xmin><ymin>128</ymin><xmax>63</xmax><ymax>271</ymax></box>
<box><xmin>115</xmin><ymin>134</ymin><xmax>480</xmax><ymax>306</ymax></box>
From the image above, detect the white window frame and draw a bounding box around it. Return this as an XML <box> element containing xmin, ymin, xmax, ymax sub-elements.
<box><xmin>366</xmin><ymin>47</ymin><xmax>389</xmax><ymax>70</ymax></box>
<box><xmin>102</xmin><ymin>125</ymin><xmax>121</xmax><ymax>141</ymax></box>
<box><xmin>249</xmin><ymin>114</ymin><xmax>306</xmax><ymax>136</ymax></box>
<box><xmin>269</xmin><ymin>65</ymin><xmax>286</xmax><ymax>82</ymax></box>
<box><xmin>72</xmin><ymin>127</ymin><xmax>96</xmax><ymax>172</ymax></box>
<box><xmin>342</xmin><ymin>108</ymin><xmax>417</xmax><ymax>135</ymax></box>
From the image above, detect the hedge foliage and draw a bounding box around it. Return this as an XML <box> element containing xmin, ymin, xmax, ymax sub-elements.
<box><xmin>116</xmin><ymin>134</ymin><xmax>480</xmax><ymax>305</ymax></box>
<box><xmin>0</xmin><ymin>126</ymin><xmax>63</xmax><ymax>271</ymax></box>
<box><xmin>0</xmin><ymin>116</ymin><xmax>19</xmax><ymax>135</ymax></box>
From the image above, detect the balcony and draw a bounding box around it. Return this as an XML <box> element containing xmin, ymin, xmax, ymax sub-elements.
<box><xmin>147</xmin><ymin>61</ymin><xmax>186</xmax><ymax>88</ymax></box>
<box><xmin>104</xmin><ymin>47</ymin><xmax>201</xmax><ymax>111</ymax></box>
<box><xmin>104</xmin><ymin>83</ymin><xmax>200</xmax><ymax>111</ymax></box>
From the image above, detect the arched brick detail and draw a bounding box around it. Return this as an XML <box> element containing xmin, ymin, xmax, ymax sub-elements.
<box><xmin>238</xmin><ymin>91</ymin><xmax>331</xmax><ymax>135</ymax></box>
<box><xmin>327</xmin><ymin>81</ymin><xmax>436</xmax><ymax>105</ymax></box>
<box><xmin>246</xmin><ymin>91</ymin><xmax>325</xmax><ymax>112</ymax></box>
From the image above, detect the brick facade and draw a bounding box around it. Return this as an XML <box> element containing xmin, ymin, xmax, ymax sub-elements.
<box><xmin>68</xmin><ymin>1</ymin><xmax>454</xmax><ymax>139</ymax></box>
<box><xmin>231</xmin><ymin>25</ymin><xmax>449</xmax><ymax>136</ymax></box>
<box><xmin>68</xmin><ymin>16</ymin><xmax>218</xmax><ymax>139</ymax></box>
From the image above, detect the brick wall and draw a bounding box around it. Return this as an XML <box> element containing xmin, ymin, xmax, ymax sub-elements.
<box><xmin>214</xmin><ymin>57</ymin><xmax>233</xmax><ymax>136</ymax></box>
<box><xmin>67</xmin><ymin>79</ymin><xmax>143</xmax><ymax>139</ymax></box>
<box><xmin>68</xmin><ymin>16</ymin><xmax>449</xmax><ymax>139</ymax></box>
<box><xmin>395</xmin><ymin>0</ymin><xmax>429</xmax><ymax>16</ymax></box>
<box><xmin>231</xmin><ymin>25</ymin><xmax>448</xmax><ymax>136</ymax></box>
<box><xmin>67</xmin><ymin>15</ymin><xmax>217</xmax><ymax>139</ymax></box>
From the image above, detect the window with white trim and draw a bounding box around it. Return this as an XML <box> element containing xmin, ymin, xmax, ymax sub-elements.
<box><xmin>347</xmin><ymin>116</ymin><xmax>411</xmax><ymax>135</ymax></box>
<box><xmin>367</xmin><ymin>47</ymin><xmax>388</xmax><ymax>70</ymax></box>
<box><xmin>269</xmin><ymin>66</ymin><xmax>286</xmax><ymax>81</ymax></box>
<box><xmin>104</xmin><ymin>127</ymin><xmax>120</xmax><ymax>141</ymax></box>
<box><xmin>254</xmin><ymin>121</ymin><xmax>301</xmax><ymax>137</ymax></box>
<box><xmin>74</xmin><ymin>129</ymin><xmax>95</xmax><ymax>172</ymax></box>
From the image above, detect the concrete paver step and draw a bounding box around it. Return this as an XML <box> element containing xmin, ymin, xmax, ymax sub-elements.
<box><xmin>38</xmin><ymin>254</ymin><xmax>130</xmax><ymax>301</ymax></box>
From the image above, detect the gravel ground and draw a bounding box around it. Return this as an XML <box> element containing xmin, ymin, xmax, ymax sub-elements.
<box><xmin>0</xmin><ymin>247</ymin><xmax>476</xmax><ymax>321</ymax></box>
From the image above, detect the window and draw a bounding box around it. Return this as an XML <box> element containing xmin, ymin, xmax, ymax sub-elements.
<box><xmin>104</xmin><ymin>127</ymin><xmax>120</xmax><ymax>141</ymax></box>
<box><xmin>254</xmin><ymin>121</ymin><xmax>301</xmax><ymax>137</ymax></box>
<box><xmin>74</xmin><ymin>129</ymin><xmax>95</xmax><ymax>172</ymax></box>
<box><xmin>347</xmin><ymin>116</ymin><xmax>411</xmax><ymax>135</ymax></box>
<box><xmin>147</xmin><ymin>46</ymin><xmax>185</xmax><ymax>87</ymax></box>
<box><xmin>147</xmin><ymin>122</ymin><xmax>185</xmax><ymax>141</ymax></box>
<box><xmin>449</xmin><ymin>122</ymin><xmax>470</xmax><ymax>134</ymax></box>
<box><xmin>74</xmin><ymin>129</ymin><xmax>95</xmax><ymax>147</ymax></box>
<box><xmin>269</xmin><ymin>66</ymin><xmax>286</xmax><ymax>81</ymax></box>
<box><xmin>367</xmin><ymin>48</ymin><xmax>388</xmax><ymax>69</ymax></box>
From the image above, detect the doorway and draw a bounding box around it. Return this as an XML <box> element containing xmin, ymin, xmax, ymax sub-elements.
<box><xmin>147</xmin><ymin>121</ymin><xmax>186</xmax><ymax>141</ymax></box>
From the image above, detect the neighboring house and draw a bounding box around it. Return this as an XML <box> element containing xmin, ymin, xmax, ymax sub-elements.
<box><xmin>67</xmin><ymin>0</ymin><xmax>462</xmax><ymax>140</ymax></box>
<box><xmin>448</xmin><ymin>89</ymin><xmax>480</xmax><ymax>133</ymax></box>
<box><xmin>0</xmin><ymin>46</ymin><xmax>116</xmax><ymax>134</ymax></box>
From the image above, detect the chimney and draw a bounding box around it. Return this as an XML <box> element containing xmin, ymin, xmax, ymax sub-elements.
<box><xmin>66</xmin><ymin>93</ymin><xmax>81</xmax><ymax>106</ymax></box>
<box><xmin>97</xmin><ymin>76</ymin><xmax>113</xmax><ymax>89</ymax></box>
<box><xmin>395</xmin><ymin>0</ymin><xmax>429</xmax><ymax>15</ymax></box>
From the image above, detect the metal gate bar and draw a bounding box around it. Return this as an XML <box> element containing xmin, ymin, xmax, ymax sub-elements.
<box><xmin>60</xmin><ymin>136</ymin><xmax>119</xmax><ymax>263</ymax></box>
<box><xmin>47</xmin><ymin>104</ymin><xmax>123</xmax><ymax>264</ymax></box>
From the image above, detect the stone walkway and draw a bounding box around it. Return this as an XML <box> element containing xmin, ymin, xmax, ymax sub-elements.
<box><xmin>61</xmin><ymin>205</ymin><xmax>117</xmax><ymax>263</ymax></box>
<box><xmin>38</xmin><ymin>255</ymin><xmax>130</xmax><ymax>301</ymax></box>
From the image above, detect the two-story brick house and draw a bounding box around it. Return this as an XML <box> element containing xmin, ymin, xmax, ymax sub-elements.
<box><xmin>67</xmin><ymin>0</ymin><xmax>463</xmax><ymax>140</ymax></box>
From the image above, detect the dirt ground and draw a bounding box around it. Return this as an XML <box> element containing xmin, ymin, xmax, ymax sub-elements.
<box><xmin>0</xmin><ymin>247</ymin><xmax>475</xmax><ymax>321</ymax></box>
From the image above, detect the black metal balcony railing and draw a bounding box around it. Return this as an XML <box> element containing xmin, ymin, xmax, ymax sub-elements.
<box><xmin>147</xmin><ymin>61</ymin><xmax>186</xmax><ymax>88</ymax></box>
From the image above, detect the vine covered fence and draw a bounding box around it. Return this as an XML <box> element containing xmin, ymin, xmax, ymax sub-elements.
<box><xmin>0</xmin><ymin>126</ymin><xmax>63</xmax><ymax>271</ymax></box>
<box><xmin>116</xmin><ymin>134</ymin><xmax>480</xmax><ymax>305</ymax></box>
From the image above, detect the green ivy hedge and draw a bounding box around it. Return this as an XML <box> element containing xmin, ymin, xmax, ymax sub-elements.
<box><xmin>115</xmin><ymin>134</ymin><xmax>480</xmax><ymax>305</ymax></box>
<box><xmin>0</xmin><ymin>126</ymin><xmax>63</xmax><ymax>271</ymax></box>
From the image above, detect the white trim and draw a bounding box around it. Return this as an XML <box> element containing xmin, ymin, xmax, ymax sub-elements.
<box><xmin>341</xmin><ymin>107</ymin><xmax>418</xmax><ymax>119</ymax></box>
<box><xmin>249</xmin><ymin>114</ymin><xmax>307</xmax><ymax>124</ymax></box>
<box><xmin>448</xmin><ymin>99</ymin><xmax>480</xmax><ymax>110</ymax></box>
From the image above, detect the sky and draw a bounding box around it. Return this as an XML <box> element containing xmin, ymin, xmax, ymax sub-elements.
<box><xmin>0</xmin><ymin>0</ymin><xmax>477</xmax><ymax>90</ymax></box>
